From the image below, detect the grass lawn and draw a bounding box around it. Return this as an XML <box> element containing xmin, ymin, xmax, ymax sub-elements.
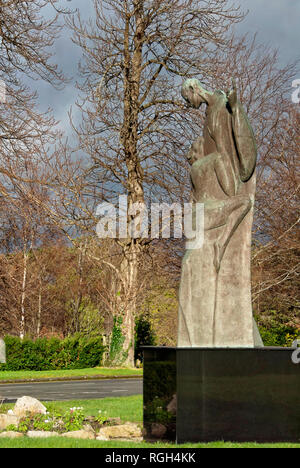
<box><xmin>1</xmin><ymin>395</ymin><xmax>299</xmax><ymax>448</ymax></box>
<box><xmin>0</xmin><ymin>367</ymin><xmax>142</xmax><ymax>382</ymax></box>
<box><xmin>0</xmin><ymin>395</ymin><xmax>143</xmax><ymax>422</ymax></box>
<box><xmin>1</xmin><ymin>438</ymin><xmax>299</xmax><ymax>448</ymax></box>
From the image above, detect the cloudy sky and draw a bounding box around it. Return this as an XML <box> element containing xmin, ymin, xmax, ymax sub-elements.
<box><xmin>235</xmin><ymin>0</ymin><xmax>300</xmax><ymax>63</ymax></box>
<box><xmin>35</xmin><ymin>0</ymin><xmax>300</xmax><ymax>134</ymax></box>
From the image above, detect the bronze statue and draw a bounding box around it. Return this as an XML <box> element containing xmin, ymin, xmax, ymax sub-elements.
<box><xmin>178</xmin><ymin>79</ymin><xmax>263</xmax><ymax>347</ymax></box>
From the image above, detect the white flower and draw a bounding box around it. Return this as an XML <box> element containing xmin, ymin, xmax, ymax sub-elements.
<box><xmin>70</xmin><ymin>406</ymin><xmax>83</xmax><ymax>412</ymax></box>
<box><xmin>7</xmin><ymin>409</ymin><xmax>14</xmax><ymax>415</ymax></box>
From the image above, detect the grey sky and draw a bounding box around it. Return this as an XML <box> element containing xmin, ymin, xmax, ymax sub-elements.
<box><xmin>34</xmin><ymin>0</ymin><xmax>300</xmax><ymax>134</ymax></box>
<box><xmin>236</xmin><ymin>0</ymin><xmax>300</xmax><ymax>63</ymax></box>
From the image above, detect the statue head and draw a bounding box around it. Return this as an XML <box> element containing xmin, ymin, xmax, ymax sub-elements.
<box><xmin>181</xmin><ymin>79</ymin><xmax>212</xmax><ymax>109</ymax></box>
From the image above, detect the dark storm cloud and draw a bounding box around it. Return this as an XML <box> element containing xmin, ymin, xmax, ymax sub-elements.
<box><xmin>28</xmin><ymin>0</ymin><xmax>95</xmax><ymax>133</ymax></box>
<box><xmin>30</xmin><ymin>0</ymin><xmax>300</xmax><ymax>135</ymax></box>
<box><xmin>237</xmin><ymin>0</ymin><xmax>300</xmax><ymax>64</ymax></box>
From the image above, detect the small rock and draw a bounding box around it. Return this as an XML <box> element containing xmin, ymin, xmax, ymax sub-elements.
<box><xmin>167</xmin><ymin>394</ymin><xmax>177</xmax><ymax>415</ymax></box>
<box><xmin>151</xmin><ymin>423</ymin><xmax>167</xmax><ymax>438</ymax></box>
<box><xmin>0</xmin><ymin>431</ymin><xmax>23</xmax><ymax>438</ymax></box>
<box><xmin>13</xmin><ymin>396</ymin><xmax>47</xmax><ymax>418</ymax></box>
<box><xmin>96</xmin><ymin>433</ymin><xmax>108</xmax><ymax>441</ymax></box>
<box><xmin>97</xmin><ymin>423</ymin><xmax>142</xmax><ymax>440</ymax></box>
<box><xmin>61</xmin><ymin>429</ymin><xmax>95</xmax><ymax>440</ymax></box>
<box><xmin>82</xmin><ymin>424</ymin><xmax>94</xmax><ymax>433</ymax></box>
<box><xmin>27</xmin><ymin>431</ymin><xmax>58</xmax><ymax>438</ymax></box>
<box><xmin>114</xmin><ymin>437</ymin><xmax>143</xmax><ymax>442</ymax></box>
<box><xmin>0</xmin><ymin>413</ymin><xmax>19</xmax><ymax>431</ymax></box>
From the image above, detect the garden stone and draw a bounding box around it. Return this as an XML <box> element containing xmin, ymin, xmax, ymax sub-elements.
<box><xmin>82</xmin><ymin>424</ymin><xmax>94</xmax><ymax>433</ymax></box>
<box><xmin>0</xmin><ymin>431</ymin><xmax>23</xmax><ymax>438</ymax></box>
<box><xmin>61</xmin><ymin>428</ymin><xmax>95</xmax><ymax>440</ymax></box>
<box><xmin>0</xmin><ymin>413</ymin><xmax>19</xmax><ymax>431</ymax></box>
<box><xmin>167</xmin><ymin>394</ymin><xmax>177</xmax><ymax>415</ymax></box>
<box><xmin>13</xmin><ymin>396</ymin><xmax>47</xmax><ymax>418</ymax></box>
<box><xmin>97</xmin><ymin>422</ymin><xmax>142</xmax><ymax>440</ymax></box>
<box><xmin>0</xmin><ymin>339</ymin><xmax>5</xmax><ymax>364</ymax></box>
<box><xmin>96</xmin><ymin>433</ymin><xmax>109</xmax><ymax>441</ymax></box>
<box><xmin>151</xmin><ymin>423</ymin><xmax>167</xmax><ymax>438</ymax></box>
<box><xmin>27</xmin><ymin>431</ymin><xmax>58</xmax><ymax>438</ymax></box>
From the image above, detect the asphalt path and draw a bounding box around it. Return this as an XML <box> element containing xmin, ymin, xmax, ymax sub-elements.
<box><xmin>0</xmin><ymin>378</ymin><xmax>143</xmax><ymax>403</ymax></box>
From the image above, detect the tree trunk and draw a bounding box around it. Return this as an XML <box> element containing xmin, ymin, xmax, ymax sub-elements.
<box><xmin>71</xmin><ymin>241</ymin><xmax>85</xmax><ymax>334</ymax></box>
<box><xmin>36</xmin><ymin>279</ymin><xmax>42</xmax><ymax>338</ymax></box>
<box><xmin>20</xmin><ymin>248</ymin><xmax>29</xmax><ymax>340</ymax></box>
<box><xmin>119</xmin><ymin>240</ymin><xmax>140</xmax><ymax>367</ymax></box>
<box><xmin>116</xmin><ymin>1</ymin><xmax>145</xmax><ymax>367</ymax></box>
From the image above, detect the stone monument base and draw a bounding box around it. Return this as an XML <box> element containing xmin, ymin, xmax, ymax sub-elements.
<box><xmin>142</xmin><ymin>347</ymin><xmax>300</xmax><ymax>443</ymax></box>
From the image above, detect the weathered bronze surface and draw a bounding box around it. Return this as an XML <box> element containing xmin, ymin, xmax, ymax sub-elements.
<box><xmin>178</xmin><ymin>79</ymin><xmax>262</xmax><ymax>347</ymax></box>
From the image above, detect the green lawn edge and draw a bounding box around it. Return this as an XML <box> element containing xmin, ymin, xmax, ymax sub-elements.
<box><xmin>0</xmin><ymin>437</ymin><xmax>299</xmax><ymax>448</ymax></box>
<box><xmin>0</xmin><ymin>367</ymin><xmax>143</xmax><ymax>383</ymax></box>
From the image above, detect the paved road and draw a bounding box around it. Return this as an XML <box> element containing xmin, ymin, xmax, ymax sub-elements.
<box><xmin>0</xmin><ymin>378</ymin><xmax>143</xmax><ymax>403</ymax></box>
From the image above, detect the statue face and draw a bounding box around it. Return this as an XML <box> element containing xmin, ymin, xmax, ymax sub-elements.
<box><xmin>181</xmin><ymin>79</ymin><xmax>207</xmax><ymax>109</ymax></box>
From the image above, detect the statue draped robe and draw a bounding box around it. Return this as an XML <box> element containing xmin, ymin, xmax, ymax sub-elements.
<box><xmin>177</xmin><ymin>90</ymin><xmax>263</xmax><ymax>347</ymax></box>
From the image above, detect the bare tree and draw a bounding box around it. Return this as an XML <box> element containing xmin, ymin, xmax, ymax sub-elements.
<box><xmin>0</xmin><ymin>180</ymin><xmax>62</xmax><ymax>338</ymax></box>
<box><xmin>62</xmin><ymin>0</ymin><xmax>244</xmax><ymax>365</ymax></box>
<box><xmin>0</xmin><ymin>0</ymin><xmax>68</xmax><ymax>202</ymax></box>
<box><xmin>251</xmin><ymin>105</ymin><xmax>300</xmax><ymax>331</ymax></box>
<box><xmin>0</xmin><ymin>0</ymin><xmax>69</xmax><ymax>337</ymax></box>
<box><xmin>0</xmin><ymin>0</ymin><xmax>68</xmax><ymax>85</ymax></box>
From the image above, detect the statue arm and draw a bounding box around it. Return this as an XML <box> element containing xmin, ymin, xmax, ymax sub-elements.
<box><xmin>227</xmin><ymin>81</ymin><xmax>257</xmax><ymax>182</ymax></box>
<box><xmin>231</xmin><ymin>101</ymin><xmax>257</xmax><ymax>182</ymax></box>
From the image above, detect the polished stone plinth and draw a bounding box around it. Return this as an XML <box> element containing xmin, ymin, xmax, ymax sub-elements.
<box><xmin>143</xmin><ymin>347</ymin><xmax>300</xmax><ymax>443</ymax></box>
<box><xmin>143</xmin><ymin>347</ymin><xmax>177</xmax><ymax>441</ymax></box>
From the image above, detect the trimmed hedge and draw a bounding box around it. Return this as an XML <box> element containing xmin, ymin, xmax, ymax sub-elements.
<box><xmin>258</xmin><ymin>325</ymin><xmax>298</xmax><ymax>347</ymax></box>
<box><xmin>0</xmin><ymin>335</ymin><xmax>106</xmax><ymax>371</ymax></box>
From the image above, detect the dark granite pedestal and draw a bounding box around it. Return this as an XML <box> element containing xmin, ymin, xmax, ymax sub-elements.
<box><xmin>143</xmin><ymin>347</ymin><xmax>300</xmax><ymax>443</ymax></box>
